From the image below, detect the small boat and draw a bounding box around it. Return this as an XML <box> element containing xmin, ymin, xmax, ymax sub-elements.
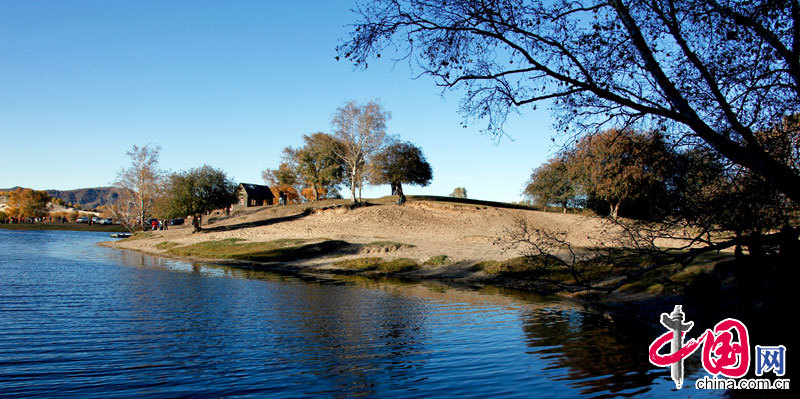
<box><xmin>110</xmin><ymin>233</ymin><xmax>132</xmax><ymax>238</ymax></box>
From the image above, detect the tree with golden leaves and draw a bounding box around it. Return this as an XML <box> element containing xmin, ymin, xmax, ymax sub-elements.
<box><xmin>6</xmin><ymin>188</ymin><xmax>51</xmax><ymax>219</ymax></box>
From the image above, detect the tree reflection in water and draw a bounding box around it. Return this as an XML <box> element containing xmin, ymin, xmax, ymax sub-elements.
<box><xmin>521</xmin><ymin>308</ymin><xmax>688</xmax><ymax>397</ymax></box>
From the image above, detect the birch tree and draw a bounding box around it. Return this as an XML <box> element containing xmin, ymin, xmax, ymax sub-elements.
<box><xmin>114</xmin><ymin>144</ymin><xmax>162</xmax><ymax>231</ymax></box>
<box><xmin>331</xmin><ymin>100</ymin><xmax>390</xmax><ymax>203</ymax></box>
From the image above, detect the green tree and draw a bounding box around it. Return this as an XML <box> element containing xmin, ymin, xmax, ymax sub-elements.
<box><xmin>161</xmin><ymin>165</ymin><xmax>240</xmax><ymax>232</ymax></box>
<box><xmin>339</xmin><ymin>0</ymin><xmax>800</xmax><ymax>204</ymax></box>
<box><xmin>450</xmin><ymin>187</ymin><xmax>467</xmax><ymax>199</ymax></box>
<box><xmin>331</xmin><ymin>100</ymin><xmax>390</xmax><ymax>203</ymax></box>
<box><xmin>288</xmin><ymin>132</ymin><xmax>344</xmax><ymax>201</ymax></box>
<box><xmin>6</xmin><ymin>188</ymin><xmax>50</xmax><ymax>219</ymax></box>
<box><xmin>370</xmin><ymin>141</ymin><xmax>432</xmax><ymax>203</ymax></box>
<box><xmin>524</xmin><ymin>157</ymin><xmax>576</xmax><ymax>212</ymax></box>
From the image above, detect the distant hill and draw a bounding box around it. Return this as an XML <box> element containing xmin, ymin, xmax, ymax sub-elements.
<box><xmin>0</xmin><ymin>186</ymin><xmax>124</xmax><ymax>210</ymax></box>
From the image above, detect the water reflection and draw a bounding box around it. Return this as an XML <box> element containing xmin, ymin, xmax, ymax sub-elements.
<box><xmin>0</xmin><ymin>230</ymin><xmax>725</xmax><ymax>398</ymax></box>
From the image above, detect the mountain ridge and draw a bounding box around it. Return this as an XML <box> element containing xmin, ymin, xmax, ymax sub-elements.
<box><xmin>0</xmin><ymin>186</ymin><xmax>123</xmax><ymax>209</ymax></box>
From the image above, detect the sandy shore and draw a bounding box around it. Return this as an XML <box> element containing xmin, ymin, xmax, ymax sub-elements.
<box><xmin>101</xmin><ymin>197</ymin><xmax>707</xmax><ymax>302</ymax></box>
<box><xmin>104</xmin><ymin>199</ymin><xmax>618</xmax><ymax>258</ymax></box>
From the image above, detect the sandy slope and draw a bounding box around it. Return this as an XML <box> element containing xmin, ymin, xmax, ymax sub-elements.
<box><xmin>106</xmin><ymin>199</ymin><xmax>620</xmax><ymax>265</ymax></box>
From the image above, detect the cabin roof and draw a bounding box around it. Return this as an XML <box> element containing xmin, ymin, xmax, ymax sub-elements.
<box><xmin>238</xmin><ymin>183</ymin><xmax>274</xmax><ymax>199</ymax></box>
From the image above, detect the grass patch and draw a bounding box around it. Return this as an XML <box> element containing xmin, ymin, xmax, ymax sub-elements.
<box><xmin>127</xmin><ymin>231</ymin><xmax>155</xmax><ymax>240</ymax></box>
<box><xmin>379</xmin><ymin>258</ymin><xmax>420</xmax><ymax>273</ymax></box>
<box><xmin>165</xmin><ymin>238</ymin><xmax>349</xmax><ymax>263</ymax></box>
<box><xmin>335</xmin><ymin>257</ymin><xmax>384</xmax><ymax>271</ymax></box>
<box><xmin>335</xmin><ymin>257</ymin><xmax>420</xmax><ymax>274</ymax></box>
<box><xmin>424</xmin><ymin>255</ymin><xmax>452</xmax><ymax>266</ymax></box>
<box><xmin>155</xmin><ymin>241</ymin><xmax>181</xmax><ymax>250</ymax></box>
<box><xmin>479</xmin><ymin>256</ymin><xmax>562</xmax><ymax>276</ymax></box>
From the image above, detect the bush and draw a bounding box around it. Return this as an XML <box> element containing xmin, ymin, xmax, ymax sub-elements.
<box><xmin>424</xmin><ymin>255</ymin><xmax>451</xmax><ymax>266</ymax></box>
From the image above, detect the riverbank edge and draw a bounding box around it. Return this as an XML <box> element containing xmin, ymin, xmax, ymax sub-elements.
<box><xmin>0</xmin><ymin>223</ymin><xmax>128</xmax><ymax>232</ymax></box>
<box><xmin>97</xmin><ymin>239</ymin><xmax>679</xmax><ymax>319</ymax></box>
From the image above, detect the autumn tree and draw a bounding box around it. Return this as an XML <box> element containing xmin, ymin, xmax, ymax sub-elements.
<box><xmin>339</xmin><ymin>0</ymin><xmax>800</xmax><ymax>205</ymax></box>
<box><xmin>160</xmin><ymin>165</ymin><xmax>239</xmax><ymax>232</ymax></box>
<box><xmin>5</xmin><ymin>188</ymin><xmax>50</xmax><ymax>219</ymax></box>
<box><xmin>113</xmin><ymin>144</ymin><xmax>163</xmax><ymax>231</ymax></box>
<box><xmin>287</xmin><ymin>132</ymin><xmax>344</xmax><ymax>201</ymax></box>
<box><xmin>450</xmin><ymin>187</ymin><xmax>468</xmax><ymax>199</ymax></box>
<box><xmin>524</xmin><ymin>157</ymin><xmax>577</xmax><ymax>212</ymax></box>
<box><xmin>331</xmin><ymin>100</ymin><xmax>390</xmax><ymax>203</ymax></box>
<box><xmin>262</xmin><ymin>161</ymin><xmax>300</xmax><ymax>204</ymax></box>
<box><xmin>370</xmin><ymin>141</ymin><xmax>432</xmax><ymax>202</ymax></box>
<box><xmin>568</xmin><ymin>129</ymin><xmax>673</xmax><ymax>219</ymax></box>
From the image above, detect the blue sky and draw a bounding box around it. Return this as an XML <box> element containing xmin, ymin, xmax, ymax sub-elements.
<box><xmin>0</xmin><ymin>1</ymin><xmax>558</xmax><ymax>202</ymax></box>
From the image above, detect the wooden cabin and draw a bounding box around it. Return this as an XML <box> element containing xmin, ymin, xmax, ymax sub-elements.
<box><xmin>238</xmin><ymin>183</ymin><xmax>274</xmax><ymax>207</ymax></box>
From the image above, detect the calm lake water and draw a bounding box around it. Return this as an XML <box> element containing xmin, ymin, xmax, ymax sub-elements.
<box><xmin>0</xmin><ymin>229</ymin><xmax>723</xmax><ymax>398</ymax></box>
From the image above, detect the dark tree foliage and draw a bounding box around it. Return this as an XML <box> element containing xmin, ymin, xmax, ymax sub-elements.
<box><xmin>161</xmin><ymin>165</ymin><xmax>239</xmax><ymax>232</ymax></box>
<box><xmin>523</xmin><ymin>157</ymin><xmax>576</xmax><ymax>211</ymax></box>
<box><xmin>370</xmin><ymin>141</ymin><xmax>433</xmax><ymax>202</ymax></box>
<box><xmin>339</xmin><ymin>0</ymin><xmax>800</xmax><ymax>203</ymax></box>
<box><xmin>570</xmin><ymin>129</ymin><xmax>674</xmax><ymax>219</ymax></box>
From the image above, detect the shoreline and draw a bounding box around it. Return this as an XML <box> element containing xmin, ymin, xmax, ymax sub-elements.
<box><xmin>99</xmin><ymin>237</ymin><xmax>789</xmax><ymax>336</ymax></box>
<box><xmin>95</xmin><ymin>197</ymin><xmax>757</xmax><ymax>319</ymax></box>
<box><xmin>97</xmin><ymin>233</ymin><xmax>670</xmax><ymax>314</ymax></box>
<box><xmin>0</xmin><ymin>222</ymin><xmax>128</xmax><ymax>233</ymax></box>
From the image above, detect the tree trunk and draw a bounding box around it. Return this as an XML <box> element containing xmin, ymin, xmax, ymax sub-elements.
<box><xmin>610</xmin><ymin>202</ymin><xmax>620</xmax><ymax>220</ymax></box>
<box><xmin>396</xmin><ymin>183</ymin><xmax>406</xmax><ymax>205</ymax></box>
<box><xmin>350</xmin><ymin>170</ymin><xmax>357</xmax><ymax>203</ymax></box>
<box><xmin>192</xmin><ymin>214</ymin><xmax>202</xmax><ymax>233</ymax></box>
<box><xmin>313</xmin><ymin>183</ymin><xmax>319</xmax><ymax>202</ymax></box>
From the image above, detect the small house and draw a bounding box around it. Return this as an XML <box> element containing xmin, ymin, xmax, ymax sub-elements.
<box><xmin>238</xmin><ymin>183</ymin><xmax>275</xmax><ymax>207</ymax></box>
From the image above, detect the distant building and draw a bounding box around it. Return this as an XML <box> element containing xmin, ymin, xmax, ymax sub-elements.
<box><xmin>238</xmin><ymin>183</ymin><xmax>274</xmax><ymax>207</ymax></box>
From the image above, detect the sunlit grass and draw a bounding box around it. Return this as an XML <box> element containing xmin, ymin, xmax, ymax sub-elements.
<box><xmin>165</xmin><ymin>238</ymin><xmax>349</xmax><ymax>262</ymax></box>
<box><xmin>334</xmin><ymin>257</ymin><xmax>420</xmax><ymax>274</ymax></box>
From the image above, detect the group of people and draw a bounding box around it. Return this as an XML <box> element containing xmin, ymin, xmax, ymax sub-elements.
<box><xmin>277</xmin><ymin>190</ymin><xmax>289</xmax><ymax>205</ymax></box>
<box><xmin>151</xmin><ymin>219</ymin><xmax>169</xmax><ymax>231</ymax></box>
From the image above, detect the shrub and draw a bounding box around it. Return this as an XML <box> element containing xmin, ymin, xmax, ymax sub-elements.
<box><xmin>424</xmin><ymin>255</ymin><xmax>451</xmax><ymax>266</ymax></box>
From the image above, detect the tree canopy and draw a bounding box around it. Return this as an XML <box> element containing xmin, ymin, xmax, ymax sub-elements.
<box><xmin>332</xmin><ymin>100</ymin><xmax>390</xmax><ymax>203</ymax></box>
<box><xmin>523</xmin><ymin>157</ymin><xmax>575</xmax><ymax>212</ymax></box>
<box><xmin>160</xmin><ymin>165</ymin><xmax>239</xmax><ymax>232</ymax></box>
<box><xmin>287</xmin><ymin>132</ymin><xmax>344</xmax><ymax>201</ymax></box>
<box><xmin>114</xmin><ymin>144</ymin><xmax>163</xmax><ymax>231</ymax></box>
<box><xmin>5</xmin><ymin>188</ymin><xmax>50</xmax><ymax>219</ymax></box>
<box><xmin>339</xmin><ymin>0</ymin><xmax>800</xmax><ymax>204</ymax></box>
<box><xmin>370</xmin><ymin>141</ymin><xmax>433</xmax><ymax>198</ymax></box>
<box><xmin>450</xmin><ymin>187</ymin><xmax>468</xmax><ymax>199</ymax></box>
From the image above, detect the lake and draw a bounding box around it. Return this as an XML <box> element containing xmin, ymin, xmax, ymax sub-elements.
<box><xmin>0</xmin><ymin>229</ymin><xmax>721</xmax><ymax>398</ymax></box>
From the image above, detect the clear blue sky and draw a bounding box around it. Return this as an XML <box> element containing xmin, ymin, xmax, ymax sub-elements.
<box><xmin>0</xmin><ymin>0</ymin><xmax>558</xmax><ymax>202</ymax></box>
